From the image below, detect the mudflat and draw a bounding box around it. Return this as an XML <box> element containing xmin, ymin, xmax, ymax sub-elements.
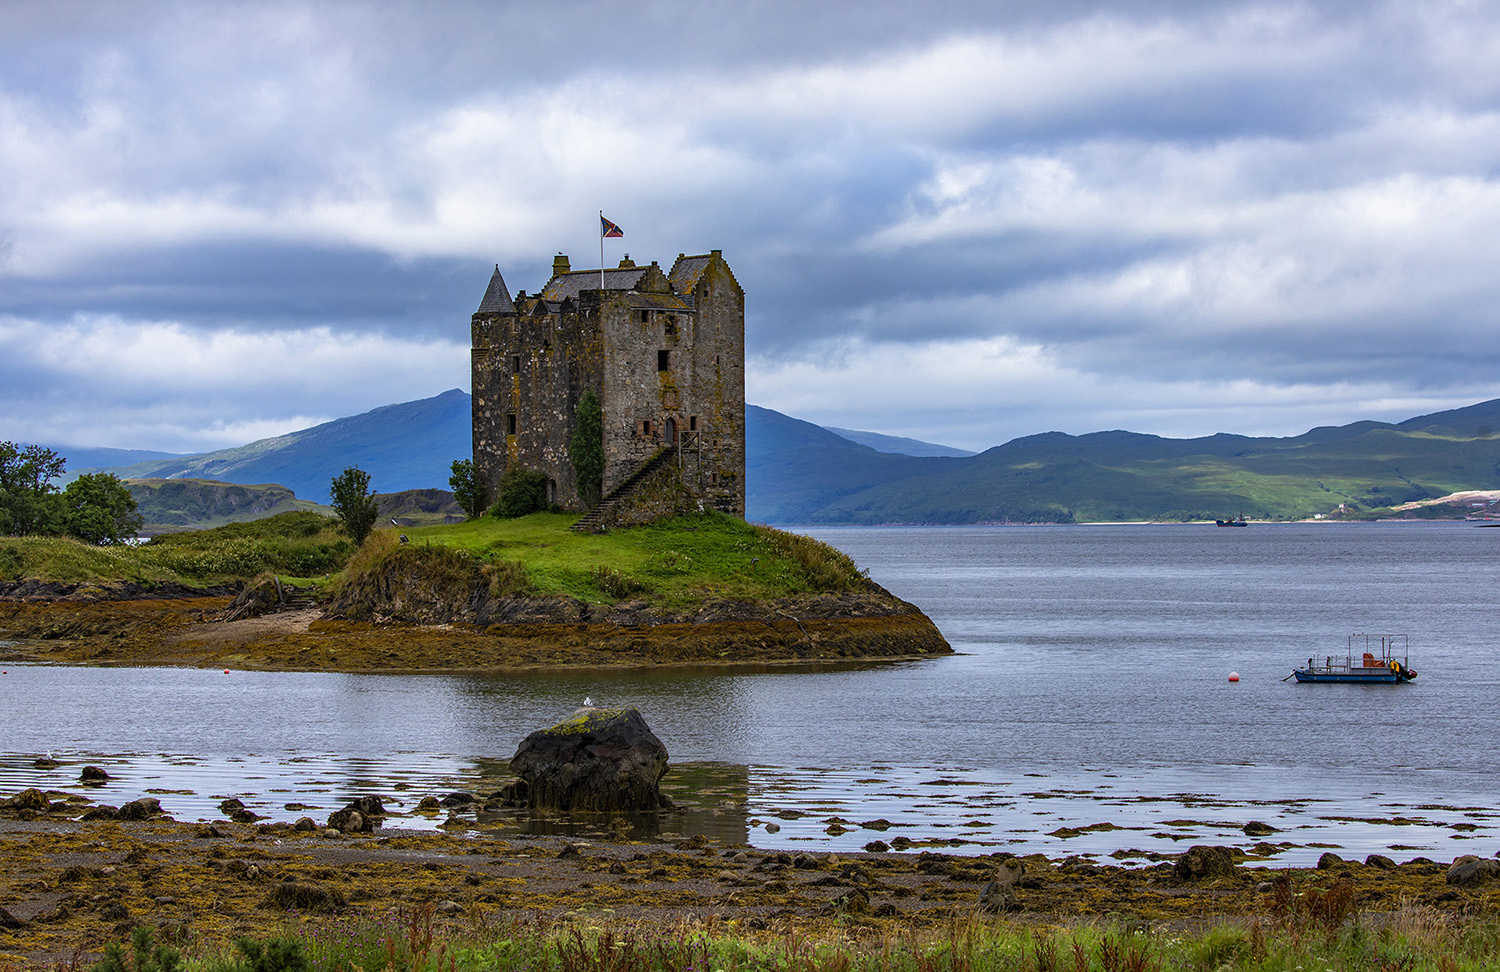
<box><xmin>2</xmin><ymin>812</ymin><xmax>1495</xmax><ymax>966</ymax></box>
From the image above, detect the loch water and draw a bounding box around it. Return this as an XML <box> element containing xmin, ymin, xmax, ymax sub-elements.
<box><xmin>2</xmin><ymin>521</ymin><xmax>1497</xmax><ymax>864</ymax></box>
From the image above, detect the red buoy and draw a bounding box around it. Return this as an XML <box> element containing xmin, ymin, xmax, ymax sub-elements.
<box><xmin>1228</xmin><ymin>672</ymin><xmax>1240</xmax><ymax>682</ymax></box>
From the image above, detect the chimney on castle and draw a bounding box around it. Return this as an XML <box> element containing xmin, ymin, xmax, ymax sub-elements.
<box><xmin>553</xmin><ymin>254</ymin><xmax>570</xmax><ymax>276</ymax></box>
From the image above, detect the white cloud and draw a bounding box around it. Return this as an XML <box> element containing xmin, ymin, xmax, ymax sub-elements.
<box><xmin>750</xmin><ymin>335</ymin><xmax>1500</xmax><ymax>450</ymax></box>
<box><xmin>0</xmin><ymin>314</ymin><xmax>467</xmax><ymax>451</ymax></box>
<box><xmin>4</xmin><ymin>0</ymin><xmax>1500</xmax><ymax>453</ymax></box>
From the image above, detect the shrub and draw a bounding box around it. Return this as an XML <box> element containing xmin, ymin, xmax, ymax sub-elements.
<box><xmin>485</xmin><ymin>559</ymin><xmax>534</xmax><ymax>597</ymax></box>
<box><xmin>752</xmin><ymin>524</ymin><xmax>866</xmax><ymax>592</ymax></box>
<box><xmin>490</xmin><ymin>466</ymin><xmax>548</xmax><ymax>519</ymax></box>
<box><xmin>591</xmin><ymin>565</ymin><xmax>647</xmax><ymax>599</ymax></box>
<box><xmin>91</xmin><ymin>927</ymin><xmax>182</xmax><ymax>972</ymax></box>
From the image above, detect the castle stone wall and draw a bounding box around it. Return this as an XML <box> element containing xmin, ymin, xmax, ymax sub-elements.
<box><xmin>472</xmin><ymin>252</ymin><xmax>745</xmax><ymax>519</ymax></box>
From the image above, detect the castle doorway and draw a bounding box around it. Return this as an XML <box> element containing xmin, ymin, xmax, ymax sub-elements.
<box><xmin>665</xmin><ymin>417</ymin><xmax>677</xmax><ymax>444</ymax></box>
<box><xmin>547</xmin><ymin>478</ymin><xmax>557</xmax><ymax>505</ymax></box>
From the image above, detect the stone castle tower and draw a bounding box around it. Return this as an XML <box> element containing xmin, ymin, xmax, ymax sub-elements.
<box><xmin>470</xmin><ymin>250</ymin><xmax>745</xmax><ymax>528</ymax></box>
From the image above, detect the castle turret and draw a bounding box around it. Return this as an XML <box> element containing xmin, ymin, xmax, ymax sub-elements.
<box><xmin>476</xmin><ymin>265</ymin><xmax>516</xmax><ymax>315</ymax></box>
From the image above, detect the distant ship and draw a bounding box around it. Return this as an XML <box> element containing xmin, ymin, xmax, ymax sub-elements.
<box><xmin>1215</xmin><ymin>516</ymin><xmax>1248</xmax><ymax>527</ymax></box>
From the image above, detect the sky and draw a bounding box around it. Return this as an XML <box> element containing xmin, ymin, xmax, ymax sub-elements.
<box><xmin>3</xmin><ymin>0</ymin><xmax>1500</xmax><ymax>456</ymax></box>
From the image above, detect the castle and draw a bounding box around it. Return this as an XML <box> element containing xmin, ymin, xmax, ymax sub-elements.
<box><xmin>470</xmin><ymin>250</ymin><xmax>745</xmax><ymax>529</ymax></box>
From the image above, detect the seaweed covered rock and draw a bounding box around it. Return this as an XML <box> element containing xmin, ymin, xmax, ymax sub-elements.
<box><xmin>509</xmin><ymin>706</ymin><xmax>668</xmax><ymax>812</ymax></box>
<box><xmin>1447</xmin><ymin>855</ymin><xmax>1500</xmax><ymax>886</ymax></box>
<box><xmin>1174</xmin><ymin>845</ymin><xmax>1236</xmax><ymax>882</ymax></box>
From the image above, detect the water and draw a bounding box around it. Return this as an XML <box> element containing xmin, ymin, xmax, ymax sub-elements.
<box><xmin>2</xmin><ymin>521</ymin><xmax>1497</xmax><ymax>864</ymax></box>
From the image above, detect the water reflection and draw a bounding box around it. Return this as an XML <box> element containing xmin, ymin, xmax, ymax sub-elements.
<box><xmin>3</xmin><ymin>748</ymin><xmax>1495</xmax><ymax>866</ymax></box>
<box><xmin>5</xmin><ymin>523</ymin><xmax>1500</xmax><ymax>865</ymax></box>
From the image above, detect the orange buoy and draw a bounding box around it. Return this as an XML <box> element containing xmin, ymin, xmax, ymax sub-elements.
<box><xmin>1228</xmin><ymin>672</ymin><xmax>1240</xmax><ymax>682</ymax></box>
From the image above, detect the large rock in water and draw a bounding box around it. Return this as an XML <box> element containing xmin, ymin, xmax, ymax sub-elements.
<box><xmin>509</xmin><ymin>707</ymin><xmax>669</xmax><ymax>812</ymax></box>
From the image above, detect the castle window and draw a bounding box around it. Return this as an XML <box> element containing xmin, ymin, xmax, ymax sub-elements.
<box><xmin>511</xmin><ymin>355</ymin><xmax>521</xmax><ymax>374</ymax></box>
<box><xmin>689</xmin><ymin>415</ymin><xmax>698</xmax><ymax>432</ymax></box>
<box><xmin>657</xmin><ymin>350</ymin><xmax>670</xmax><ymax>371</ymax></box>
<box><xmin>507</xmin><ymin>414</ymin><xmax>517</xmax><ymax>435</ymax></box>
<box><xmin>639</xmin><ymin>310</ymin><xmax>650</xmax><ymax>323</ymax></box>
<box><xmin>641</xmin><ymin>420</ymin><xmax>652</xmax><ymax>436</ymax></box>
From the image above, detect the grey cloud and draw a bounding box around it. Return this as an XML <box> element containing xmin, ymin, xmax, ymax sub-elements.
<box><xmin>4</xmin><ymin>0</ymin><xmax>1500</xmax><ymax>451</ymax></box>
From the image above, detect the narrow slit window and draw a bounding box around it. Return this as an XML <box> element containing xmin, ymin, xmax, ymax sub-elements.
<box><xmin>511</xmin><ymin>355</ymin><xmax>521</xmax><ymax>373</ymax></box>
<box><xmin>507</xmin><ymin>414</ymin><xmax>517</xmax><ymax>435</ymax></box>
<box><xmin>642</xmin><ymin>420</ymin><xmax>652</xmax><ymax>436</ymax></box>
<box><xmin>688</xmin><ymin>415</ymin><xmax>698</xmax><ymax>432</ymax></box>
<box><xmin>657</xmin><ymin>350</ymin><xmax>670</xmax><ymax>371</ymax></box>
<box><xmin>639</xmin><ymin>310</ymin><xmax>650</xmax><ymax>323</ymax></box>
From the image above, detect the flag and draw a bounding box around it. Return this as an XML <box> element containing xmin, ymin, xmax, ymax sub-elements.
<box><xmin>600</xmin><ymin>215</ymin><xmax>624</xmax><ymax>238</ymax></box>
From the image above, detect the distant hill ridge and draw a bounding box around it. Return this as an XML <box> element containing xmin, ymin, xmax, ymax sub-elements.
<box><xmin>75</xmin><ymin>389</ymin><xmax>472</xmax><ymax>504</ymax></box>
<box><xmin>58</xmin><ymin>390</ymin><xmax>1500</xmax><ymax>525</ymax></box>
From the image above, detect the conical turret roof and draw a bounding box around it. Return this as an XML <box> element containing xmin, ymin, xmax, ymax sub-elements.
<box><xmin>476</xmin><ymin>264</ymin><xmax>516</xmax><ymax>314</ymax></box>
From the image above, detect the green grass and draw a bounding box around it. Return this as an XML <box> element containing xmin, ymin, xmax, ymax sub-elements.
<box><xmin>0</xmin><ymin>511</ymin><xmax>355</xmax><ymax>585</ymax></box>
<box><xmin>347</xmin><ymin>511</ymin><xmax>867</xmax><ymax>611</ymax></box>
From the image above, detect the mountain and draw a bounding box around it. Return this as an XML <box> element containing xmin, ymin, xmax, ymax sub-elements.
<box><xmin>748</xmin><ymin>399</ymin><xmax>1500</xmax><ymax>523</ymax></box>
<box><xmin>824</xmin><ymin>427</ymin><xmax>975</xmax><ymax>458</ymax></box>
<box><xmin>57</xmin><ymin>447</ymin><xmax>187</xmax><ymax>483</ymax></box>
<box><xmin>78</xmin><ymin>389</ymin><xmax>472</xmax><ymax>503</ymax></box>
<box><xmin>67</xmin><ymin>390</ymin><xmax>1500</xmax><ymax>526</ymax></box>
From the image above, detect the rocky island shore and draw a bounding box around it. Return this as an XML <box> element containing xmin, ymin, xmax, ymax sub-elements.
<box><xmin>0</xmin><ymin>512</ymin><xmax>952</xmax><ymax>672</ymax></box>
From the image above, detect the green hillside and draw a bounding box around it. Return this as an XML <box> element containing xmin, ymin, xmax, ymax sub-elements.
<box><xmin>746</xmin><ymin>400</ymin><xmax>1500</xmax><ymax>523</ymax></box>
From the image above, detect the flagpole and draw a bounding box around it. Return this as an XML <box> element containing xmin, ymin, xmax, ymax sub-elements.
<box><xmin>599</xmin><ymin>211</ymin><xmax>605</xmax><ymax>295</ymax></box>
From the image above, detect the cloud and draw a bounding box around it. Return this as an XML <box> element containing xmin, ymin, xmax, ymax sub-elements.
<box><xmin>750</xmin><ymin>335</ymin><xmax>1500</xmax><ymax>450</ymax></box>
<box><xmin>0</xmin><ymin>313</ymin><xmax>467</xmax><ymax>452</ymax></box>
<box><xmin>3</xmin><ymin>0</ymin><xmax>1500</xmax><ymax>452</ymax></box>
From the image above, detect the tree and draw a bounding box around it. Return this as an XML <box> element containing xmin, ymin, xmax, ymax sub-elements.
<box><xmin>62</xmin><ymin>473</ymin><xmax>144</xmax><ymax>544</ymax></box>
<box><xmin>329</xmin><ymin>467</ymin><xmax>379</xmax><ymax>545</ymax></box>
<box><xmin>490</xmin><ymin>466</ymin><xmax>548</xmax><ymax>518</ymax></box>
<box><xmin>0</xmin><ymin>441</ymin><xmax>66</xmax><ymax>536</ymax></box>
<box><xmin>448</xmin><ymin>459</ymin><xmax>487</xmax><ymax>519</ymax></box>
<box><xmin>569</xmin><ymin>390</ymin><xmax>604</xmax><ymax>509</ymax></box>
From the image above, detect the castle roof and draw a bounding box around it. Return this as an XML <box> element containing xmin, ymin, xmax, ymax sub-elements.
<box><xmin>540</xmin><ymin>267</ymin><xmax>650</xmax><ymax>301</ymax></box>
<box><xmin>668</xmin><ymin>254</ymin><xmax>713</xmax><ymax>293</ymax></box>
<box><xmin>624</xmin><ymin>292</ymin><xmax>691</xmax><ymax>311</ymax></box>
<box><xmin>475</xmin><ymin>265</ymin><xmax>516</xmax><ymax>315</ymax></box>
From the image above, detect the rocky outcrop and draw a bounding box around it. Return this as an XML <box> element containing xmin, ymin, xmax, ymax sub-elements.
<box><xmin>1447</xmin><ymin>856</ymin><xmax>1500</xmax><ymax>886</ymax></box>
<box><xmin>509</xmin><ymin>707</ymin><xmax>669</xmax><ymax>812</ymax></box>
<box><xmin>118</xmin><ymin>797</ymin><xmax>164</xmax><ymax>821</ymax></box>
<box><xmin>1174</xmin><ymin>845</ymin><xmax>1236</xmax><ymax>881</ymax></box>
<box><xmin>327</xmin><ymin>796</ymin><xmax>385</xmax><ymax>834</ymax></box>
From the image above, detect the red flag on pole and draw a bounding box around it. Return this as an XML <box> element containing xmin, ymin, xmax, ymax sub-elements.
<box><xmin>600</xmin><ymin>215</ymin><xmax>624</xmax><ymax>238</ymax></box>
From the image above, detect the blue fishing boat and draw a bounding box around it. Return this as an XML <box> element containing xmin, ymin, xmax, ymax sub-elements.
<box><xmin>1292</xmin><ymin>633</ymin><xmax>1417</xmax><ymax>683</ymax></box>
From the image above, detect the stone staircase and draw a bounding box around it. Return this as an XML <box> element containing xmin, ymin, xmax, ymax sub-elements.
<box><xmin>570</xmin><ymin>448</ymin><xmax>678</xmax><ymax>534</ymax></box>
<box><xmin>278</xmin><ymin>583</ymin><xmax>318</xmax><ymax>610</ymax></box>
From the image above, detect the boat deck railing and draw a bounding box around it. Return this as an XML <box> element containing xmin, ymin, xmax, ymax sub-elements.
<box><xmin>1302</xmin><ymin>633</ymin><xmax>1408</xmax><ymax>674</ymax></box>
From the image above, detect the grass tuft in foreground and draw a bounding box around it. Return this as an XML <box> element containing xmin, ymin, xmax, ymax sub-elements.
<box><xmin>84</xmin><ymin>909</ymin><xmax>1500</xmax><ymax>972</ymax></box>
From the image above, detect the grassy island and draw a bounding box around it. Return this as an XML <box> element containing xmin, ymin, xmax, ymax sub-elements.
<box><xmin>0</xmin><ymin>511</ymin><xmax>951</xmax><ymax>671</ymax></box>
